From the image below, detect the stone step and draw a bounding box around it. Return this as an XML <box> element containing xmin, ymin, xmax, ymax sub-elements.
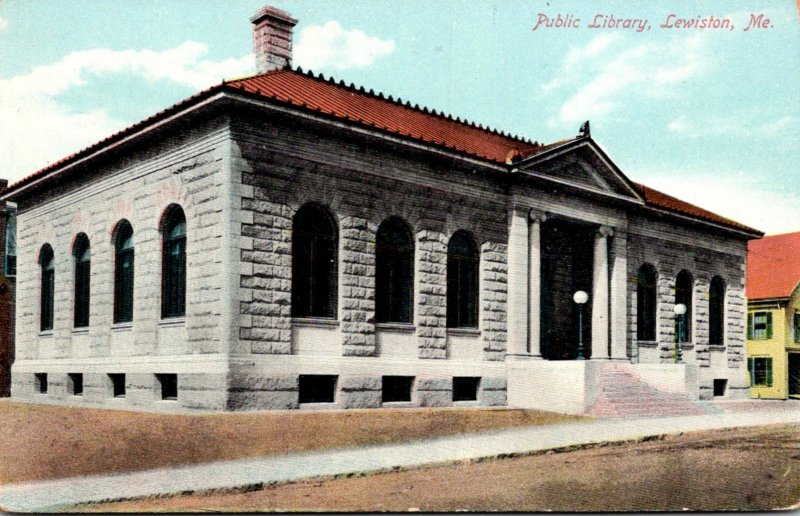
<box><xmin>585</xmin><ymin>364</ymin><xmax>710</xmax><ymax>419</ymax></box>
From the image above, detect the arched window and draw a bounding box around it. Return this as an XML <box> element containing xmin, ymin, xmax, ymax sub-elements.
<box><xmin>291</xmin><ymin>203</ymin><xmax>337</xmax><ymax>318</ymax></box>
<box><xmin>161</xmin><ymin>206</ymin><xmax>186</xmax><ymax>319</ymax></box>
<box><xmin>447</xmin><ymin>230</ymin><xmax>478</xmax><ymax>328</ymax></box>
<box><xmin>73</xmin><ymin>234</ymin><xmax>91</xmax><ymax>328</ymax></box>
<box><xmin>636</xmin><ymin>264</ymin><xmax>657</xmax><ymax>341</ymax></box>
<box><xmin>375</xmin><ymin>217</ymin><xmax>414</xmax><ymax>323</ymax></box>
<box><xmin>39</xmin><ymin>244</ymin><xmax>55</xmax><ymax>331</ymax></box>
<box><xmin>709</xmin><ymin>276</ymin><xmax>725</xmax><ymax>345</ymax></box>
<box><xmin>675</xmin><ymin>270</ymin><xmax>693</xmax><ymax>343</ymax></box>
<box><xmin>113</xmin><ymin>221</ymin><xmax>134</xmax><ymax>324</ymax></box>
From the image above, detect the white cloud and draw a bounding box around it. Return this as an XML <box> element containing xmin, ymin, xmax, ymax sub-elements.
<box><xmin>0</xmin><ymin>42</ymin><xmax>253</xmax><ymax>182</ymax></box>
<box><xmin>639</xmin><ymin>167</ymin><xmax>799</xmax><ymax>235</ymax></box>
<box><xmin>668</xmin><ymin>115</ymin><xmax>798</xmax><ymax>139</ymax></box>
<box><xmin>545</xmin><ymin>32</ymin><xmax>709</xmax><ymax>126</ymax></box>
<box><xmin>0</xmin><ymin>17</ymin><xmax>7</xmax><ymax>31</ymax></box>
<box><xmin>294</xmin><ymin>21</ymin><xmax>395</xmax><ymax>71</ymax></box>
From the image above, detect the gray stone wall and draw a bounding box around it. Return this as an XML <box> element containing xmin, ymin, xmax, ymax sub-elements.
<box><xmin>626</xmin><ymin>216</ymin><xmax>749</xmax><ymax>397</ymax></box>
<box><xmin>11</xmin><ymin>118</ymin><xmax>231</xmax><ymax>410</ymax></box>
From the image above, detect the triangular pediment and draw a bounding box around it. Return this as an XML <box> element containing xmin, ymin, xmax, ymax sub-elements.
<box><xmin>515</xmin><ymin>138</ymin><xmax>644</xmax><ymax>203</ymax></box>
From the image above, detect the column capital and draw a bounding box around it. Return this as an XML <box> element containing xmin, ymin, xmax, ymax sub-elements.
<box><xmin>596</xmin><ymin>225</ymin><xmax>614</xmax><ymax>238</ymax></box>
<box><xmin>528</xmin><ymin>209</ymin><xmax>548</xmax><ymax>224</ymax></box>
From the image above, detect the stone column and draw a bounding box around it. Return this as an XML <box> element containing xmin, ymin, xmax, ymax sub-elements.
<box><xmin>609</xmin><ymin>230</ymin><xmax>627</xmax><ymax>360</ymax></box>
<box><xmin>506</xmin><ymin>208</ymin><xmax>529</xmax><ymax>357</ymax></box>
<box><xmin>591</xmin><ymin>226</ymin><xmax>613</xmax><ymax>360</ymax></box>
<box><xmin>527</xmin><ymin>211</ymin><xmax>546</xmax><ymax>358</ymax></box>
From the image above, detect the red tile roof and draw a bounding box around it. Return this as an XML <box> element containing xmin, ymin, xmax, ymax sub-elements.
<box><xmin>3</xmin><ymin>67</ymin><xmax>760</xmax><ymax>235</ymax></box>
<box><xmin>747</xmin><ymin>231</ymin><xmax>800</xmax><ymax>300</ymax></box>
<box><xmin>224</xmin><ymin>69</ymin><xmax>544</xmax><ymax>164</ymax></box>
<box><xmin>635</xmin><ymin>183</ymin><xmax>758</xmax><ymax>233</ymax></box>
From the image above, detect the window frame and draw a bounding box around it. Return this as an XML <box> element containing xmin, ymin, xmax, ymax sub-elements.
<box><xmin>748</xmin><ymin>356</ymin><xmax>773</xmax><ymax>387</ymax></box>
<box><xmin>674</xmin><ymin>270</ymin><xmax>693</xmax><ymax>343</ymax></box>
<box><xmin>375</xmin><ymin>217</ymin><xmax>414</xmax><ymax>324</ymax></box>
<box><xmin>4</xmin><ymin>207</ymin><xmax>16</xmax><ymax>277</ymax></box>
<box><xmin>794</xmin><ymin>312</ymin><xmax>800</xmax><ymax>343</ymax></box>
<box><xmin>291</xmin><ymin>203</ymin><xmax>338</xmax><ymax>319</ymax></box>
<box><xmin>708</xmin><ymin>276</ymin><xmax>725</xmax><ymax>345</ymax></box>
<box><xmin>748</xmin><ymin>311</ymin><xmax>773</xmax><ymax>340</ymax></box>
<box><xmin>447</xmin><ymin>230</ymin><xmax>479</xmax><ymax>329</ymax></box>
<box><xmin>636</xmin><ymin>264</ymin><xmax>657</xmax><ymax>341</ymax></box>
<box><xmin>113</xmin><ymin>221</ymin><xmax>135</xmax><ymax>324</ymax></box>
<box><xmin>161</xmin><ymin>206</ymin><xmax>186</xmax><ymax>319</ymax></box>
<box><xmin>72</xmin><ymin>234</ymin><xmax>91</xmax><ymax>328</ymax></box>
<box><xmin>39</xmin><ymin>245</ymin><xmax>55</xmax><ymax>332</ymax></box>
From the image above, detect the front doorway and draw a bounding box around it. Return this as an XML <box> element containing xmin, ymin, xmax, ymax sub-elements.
<box><xmin>789</xmin><ymin>353</ymin><xmax>800</xmax><ymax>399</ymax></box>
<box><xmin>540</xmin><ymin>219</ymin><xmax>594</xmax><ymax>360</ymax></box>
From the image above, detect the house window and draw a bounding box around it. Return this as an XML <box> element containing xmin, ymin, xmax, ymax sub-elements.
<box><xmin>291</xmin><ymin>203</ymin><xmax>338</xmax><ymax>318</ymax></box>
<box><xmin>113</xmin><ymin>221</ymin><xmax>134</xmax><ymax>324</ymax></box>
<box><xmin>447</xmin><ymin>231</ymin><xmax>479</xmax><ymax>328</ymax></box>
<box><xmin>636</xmin><ymin>264</ymin><xmax>657</xmax><ymax>341</ymax></box>
<box><xmin>109</xmin><ymin>373</ymin><xmax>126</xmax><ymax>398</ymax></box>
<box><xmin>4</xmin><ymin>207</ymin><xmax>16</xmax><ymax>277</ymax></box>
<box><xmin>708</xmin><ymin>276</ymin><xmax>725</xmax><ymax>345</ymax></box>
<box><xmin>73</xmin><ymin>234</ymin><xmax>91</xmax><ymax>328</ymax></box>
<box><xmin>748</xmin><ymin>357</ymin><xmax>772</xmax><ymax>387</ymax></box>
<box><xmin>675</xmin><ymin>270</ymin><xmax>693</xmax><ymax>343</ymax></box>
<box><xmin>382</xmin><ymin>376</ymin><xmax>414</xmax><ymax>403</ymax></box>
<box><xmin>747</xmin><ymin>311</ymin><xmax>772</xmax><ymax>340</ymax></box>
<box><xmin>69</xmin><ymin>373</ymin><xmax>83</xmax><ymax>396</ymax></box>
<box><xmin>376</xmin><ymin>217</ymin><xmax>414</xmax><ymax>324</ymax></box>
<box><xmin>794</xmin><ymin>312</ymin><xmax>800</xmax><ymax>343</ymax></box>
<box><xmin>39</xmin><ymin>244</ymin><xmax>55</xmax><ymax>332</ymax></box>
<box><xmin>161</xmin><ymin>206</ymin><xmax>186</xmax><ymax>319</ymax></box>
<box><xmin>157</xmin><ymin>374</ymin><xmax>177</xmax><ymax>401</ymax></box>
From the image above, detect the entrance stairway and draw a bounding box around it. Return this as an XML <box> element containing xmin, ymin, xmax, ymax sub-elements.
<box><xmin>585</xmin><ymin>363</ymin><xmax>713</xmax><ymax>419</ymax></box>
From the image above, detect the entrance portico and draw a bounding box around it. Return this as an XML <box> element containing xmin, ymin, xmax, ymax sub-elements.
<box><xmin>507</xmin><ymin>205</ymin><xmax>626</xmax><ymax>362</ymax></box>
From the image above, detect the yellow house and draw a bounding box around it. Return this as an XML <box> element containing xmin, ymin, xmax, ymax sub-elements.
<box><xmin>746</xmin><ymin>231</ymin><xmax>800</xmax><ymax>399</ymax></box>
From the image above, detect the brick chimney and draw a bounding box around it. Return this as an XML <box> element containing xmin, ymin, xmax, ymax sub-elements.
<box><xmin>251</xmin><ymin>6</ymin><xmax>298</xmax><ymax>74</ymax></box>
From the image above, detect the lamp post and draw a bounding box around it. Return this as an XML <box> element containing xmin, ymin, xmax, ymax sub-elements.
<box><xmin>673</xmin><ymin>303</ymin><xmax>686</xmax><ymax>364</ymax></box>
<box><xmin>574</xmin><ymin>290</ymin><xmax>589</xmax><ymax>360</ymax></box>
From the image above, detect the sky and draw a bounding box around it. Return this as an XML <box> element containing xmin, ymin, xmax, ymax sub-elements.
<box><xmin>0</xmin><ymin>0</ymin><xmax>798</xmax><ymax>235</ymax></box>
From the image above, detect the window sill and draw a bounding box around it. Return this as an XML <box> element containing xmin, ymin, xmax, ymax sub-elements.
<box><xmin>291</xmin><ymin>317</ymin><xmax>340</xmax><ymax>328</ymax></box>
<box><xmin>159</xmin><ymin>317</ymin><xmax>186</xmax><ymax>328</ymax></box>
<box><xmin>447</xmin><ymin>327</ymin><xmax>480</xmax><ymax>337</ymax></box>
<box><xmin>299</xmin><ymin>402</ymin><xmax>339</xmax><ymax>410</ymax></box>
<box><xmin>637</xmin><ymin>340</ymin><xmax>658</xmax><ymax>348</ymax></box>
<box><xmin>72</xmin><ymin>327</ymin><xmax>89</xmax><ymax>335</ymax></box>
<box><xmin>112</xmin><ymin>322</ymin><xmax>134</xmax><ymax>332</ymax></box>
<box><xmin>707</xmin><ymin>344</ymin><xmax>726</xmax><ymax>351</ymax></box>
<box><xmin>38</xmin><ymin>330</ymin><xmax>54</xmax><ymax>338</ymax></box>
<box><xmin>375</xmin><ymin>323</ymin><xmax>415</xmax><ymax>332</ymax></box>
<box><xmin>381</xmin><ymin>401</ymin><xmax>415</xmax><ymax>408</ymax></box>
<box><xmin>678</xmin><ymin>342</ymin><xmax>694</xmax><ymax>349</ymax></box>
<box><xmin>453</xmin><ymin>400</ymin><xmax>481</xmax><ymax>406</ymax></box>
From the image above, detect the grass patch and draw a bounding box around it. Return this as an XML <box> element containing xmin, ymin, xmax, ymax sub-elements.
<box><xmin>0</xmin><ymin>400</ymin><xmax>584</xmax><ymax>484</ymax></box>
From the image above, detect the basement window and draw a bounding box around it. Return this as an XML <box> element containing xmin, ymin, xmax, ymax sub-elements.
<box><xmin>157</xmin><ymin>374</ymin><xmax>178</xmax><ymax>401</ymax></box>
<box><xmin>34</xmin><ymin>373</ymin><xmax>47</xmax><ymax>395</ymax></box>
<box><xmin>453</xmin><ymin>377</ymin><xmax>481</xmax><ymax>402</ymax></box>
<box><xmin>68</xmin><ymin>373</ymin><xmax>83</xmax><ymax>396</ymax></box>
<box><xmin>382</xmin><ymin>376</ymin><xmax>414</xmax><ymax>403</ymax></box>
<box><xmin>713</xmin><ymin>379</ymin><xmax>727</xmax><ymax>397</ymax></box>
<box><xmin>299</xmin><ymin>375</ymin><xmax>337</xmax><ymax>404</ymax></box>
<box><xmin>109</xmin><ymin>374</ymin><xmax>126</xmax><ymax>398</ymax></box>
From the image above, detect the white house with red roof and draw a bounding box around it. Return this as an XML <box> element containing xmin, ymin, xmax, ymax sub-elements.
<box><xmin>746</xmin><ymin>231</ymin><xmax>800</xmax><ymax>399</ymax></box>
<box><xmin>0</xmin><ymin>6</ymin><xmax>763</xmax><ymax>414</ymax></box>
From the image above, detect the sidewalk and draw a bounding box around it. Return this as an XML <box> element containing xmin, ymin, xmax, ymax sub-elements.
<box><xmin>0</xmin><ymin>405</ymin><xmax>797</xmax><ymax>512</ymax></box>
